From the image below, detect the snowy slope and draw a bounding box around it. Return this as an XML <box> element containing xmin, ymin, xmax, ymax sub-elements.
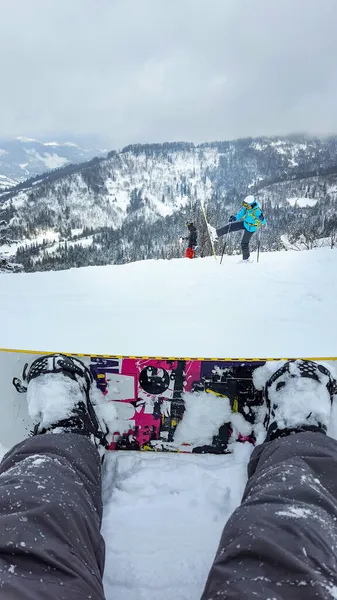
<box><xmin>0</xmin><ymin>248</ymin><xmax>336</xmax><ymax>600</ymax></box>
<box><xmin>0</xmin><ymin>247</ymin><xmax>336</xmax><ymax>358</ymax></box>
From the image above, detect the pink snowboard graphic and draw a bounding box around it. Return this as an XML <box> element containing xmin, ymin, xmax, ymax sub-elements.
<box><xmin>89</xmin><ymin>358</ymin><xmax>263</xmax><ymax>453</ymax></box>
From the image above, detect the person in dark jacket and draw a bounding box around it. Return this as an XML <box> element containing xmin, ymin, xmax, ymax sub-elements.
<box><xmin>183</xmin><ymin>221</ymin><xmax>197</xmax><ymax>259</ymax></box>
<box><xmin>208</xmin><ymin>194</ymin><xmax>266</xmax><ymax>261</ymax></box>
<box><xmin>1</xmin><ymin>354</ymin><xmax>337</xmax><ymax>600</ymax></box>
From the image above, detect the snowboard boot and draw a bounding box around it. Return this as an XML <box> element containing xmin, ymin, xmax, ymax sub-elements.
<box><xmin>264</xmin><ymin>360</ymin><xmax>337</xmax><ymax>442</ymax></box>
<box><xmin>13</xmin><ymin>354</ymin><xmax>110</xmax><ymax>452</ymax></box>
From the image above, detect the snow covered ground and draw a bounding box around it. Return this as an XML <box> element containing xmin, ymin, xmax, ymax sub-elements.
<box><xmin>0</xmin><ymin>246</ymin><xmax>336</xmax><ymax>357</ymax></box>
<box><xmin>101</xmin><ymin>445</ymin><xmax>251</xmax><ymax>600</ymax></box>
<box><xmin>0</xmin><ymin>246</ymin><xmax>337</xmax><ymax>599</ymax></box>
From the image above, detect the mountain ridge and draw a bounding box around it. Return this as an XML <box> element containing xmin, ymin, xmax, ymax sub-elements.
<box><xmin>0</xmin><ymin>136</ymin><xmax>107</xmax><ymax>191</ymax></box>
<box><xmin>1</xmin><ymin>134</ymin><xmax>337</xmax><ymax>271</ymax></box>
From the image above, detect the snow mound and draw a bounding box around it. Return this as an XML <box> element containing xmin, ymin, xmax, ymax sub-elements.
<box><xmin>174</xmin><ymin>391</ymin><xmax>231</xmax><ymax>445</ymax></box>
<box><xmin>174</xmin><ymin>391</ymin><xmax>252</xmax><ymax>447</ymax></box>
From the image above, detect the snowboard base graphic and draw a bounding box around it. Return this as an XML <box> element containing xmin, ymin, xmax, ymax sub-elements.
<box><xmin>2</xmin><ymin>349</ymin><xmax>336</xmax><ymax>454</ymax></box>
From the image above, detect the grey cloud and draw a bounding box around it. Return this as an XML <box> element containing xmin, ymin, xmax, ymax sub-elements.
<box><xmin>0</xmin><ymin>0</ymin><xmax>337</xmax><ymax>147</ymax></box>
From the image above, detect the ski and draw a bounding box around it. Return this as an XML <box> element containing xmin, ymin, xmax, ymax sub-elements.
<box><xmin>200</xmin><ymin>201</ymin><xmax>217</xmax><ymax>261</ymax></box>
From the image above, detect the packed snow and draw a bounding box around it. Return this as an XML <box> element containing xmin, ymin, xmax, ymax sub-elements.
<box><xmin>0</xmin><ymin>247</ymin><xmax>336</xmax><ymax>357</ymax></box>
<box><xmin>0</xmin><ymin>247</ymin><xmax>337</xmax><ymax>599</ymax></box>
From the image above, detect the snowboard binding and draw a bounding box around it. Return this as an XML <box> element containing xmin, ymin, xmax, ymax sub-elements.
<box><xmin>13</xmin><ymin>353</ymin><xmax>93</xmax><ymax>393</ymax></box>
<box><xmin>264</xmin><ymin>359</ymin><xmax>337</xmax><ymax>442</ymax></box>
<box><xmin>264</xmin><ymin>360</ymin><xmax>337</xmax><ymax>407</ymax></box>
<box><xmin>13</xmin><ymin>353</ymin><xmax>109</xmax><ymax>450</ymax></box>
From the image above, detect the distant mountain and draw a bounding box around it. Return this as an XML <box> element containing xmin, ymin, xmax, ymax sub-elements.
<box><xmin>1</xmin><ymin>135</ymin><xmax>337</xmax><ymax>272</ymax></box>
<box><xmin>0</xmin><ymin>136</ymin><xmax>107</xmax><ymax>190</ymax></box>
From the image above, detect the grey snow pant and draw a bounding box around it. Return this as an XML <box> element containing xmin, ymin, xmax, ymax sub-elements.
<box><xmin>201</xmin><ymin>431</ymin><xmax>337</xmax><ymax>599</ymax></box>
<box><xmin>0</xmin><ymin>433</ymin><xmax>105</xmax><ymax>600</ymax></box>
<box><xmin>216</xmin><ymin>221</ymin><xmax>254</xmax><ymax>260</ymax></box>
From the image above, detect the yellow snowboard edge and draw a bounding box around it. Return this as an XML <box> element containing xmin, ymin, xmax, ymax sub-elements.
<box><xmin>0</xmin><ymin>347</ymin><xmax>336</xmax><ymax>362</ymax></box>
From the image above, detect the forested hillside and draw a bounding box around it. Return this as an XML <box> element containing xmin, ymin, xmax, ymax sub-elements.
<box><xmin>1</xmin><ymin>135</ymin><xmax>336</xmax><ymax>271</ymax></box>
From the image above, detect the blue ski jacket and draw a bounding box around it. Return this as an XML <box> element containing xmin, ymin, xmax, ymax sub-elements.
<box><xmin>234</xmin><ymin>201</ymin><xmax>266</xmax><ymax>232</ymax></box>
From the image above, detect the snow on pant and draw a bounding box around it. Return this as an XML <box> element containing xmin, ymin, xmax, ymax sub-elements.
<box><xmin>216</xmin><ymin>221</ymin><xmax>254</xmax><ymax>260</ymax></box>
<box><xmin>0</xmin><ymin>433</ymin><xmax>105</xmax><ymax>600</ymax></box>
<box><xmin>201</xmin><ymin>432</ymin><xmax>337</xmax><ymax>600</ymax></box>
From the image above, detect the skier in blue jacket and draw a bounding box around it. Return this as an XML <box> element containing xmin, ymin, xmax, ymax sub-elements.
<box><xmin>209</xmin><ymin>195</ymin><xmax>266</xmax><ymax>261</ymax></box>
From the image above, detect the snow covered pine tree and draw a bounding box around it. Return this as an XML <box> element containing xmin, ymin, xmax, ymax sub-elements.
<box><xmin>0</xmin><ymin>217</ymin><xmax>23</xmax><ymax>273</ymax></box>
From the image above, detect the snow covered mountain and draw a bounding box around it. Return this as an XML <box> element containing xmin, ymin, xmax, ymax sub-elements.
<box><xmin>1</xmin><ymin>135</ymin><xmax>337</xmax><ymax>271</ymax></box>
<box><xmin>0</xmin><ymin>136</ymin><xmax>107</xmax><ymax>190</ymax></box>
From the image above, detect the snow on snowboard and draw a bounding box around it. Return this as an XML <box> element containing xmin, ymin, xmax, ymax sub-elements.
<box><xmin>1</xmin><ymin>348</ymin><xmax>336</xmax><ymax>454</ymax></box>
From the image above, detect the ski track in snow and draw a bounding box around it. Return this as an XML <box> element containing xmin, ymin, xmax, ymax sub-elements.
<box><xmin>0</xmin><ymin>247</ymin><xmax>336</xmax><ymax>599</ymax></box>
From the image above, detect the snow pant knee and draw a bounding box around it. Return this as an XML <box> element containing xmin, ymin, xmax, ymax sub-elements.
<box><xmin>0</xmin><ymin>433</ymin><xmax>105</xmax><ymax>600</ymax></box>
<box><xmin>201</xmin><ymin>432</ymin><xmax>337</xmax><ymax>599</ymax></box>
<box><xmin>241</xmin><ymin>229</ymin><xmax>254</xmax><ymax>260</ymax></box>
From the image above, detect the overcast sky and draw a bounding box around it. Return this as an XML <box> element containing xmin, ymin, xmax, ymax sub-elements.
<box><xmin>1</xmin><ymin>0</ymin><xmax>337</xmax><ymax>148</ymax></box>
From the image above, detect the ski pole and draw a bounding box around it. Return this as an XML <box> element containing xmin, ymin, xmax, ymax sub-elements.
<box><xmin>256</xmin><ymin>199</ymin><xmax>264</xmax><ymax>263</ymax></box>
<box><xmin>257</xmin><ymin>227</ymin><xmax>262</xmax><ymax>262</ymax></box>
<box><xmin>220</xmin><ymin>239</ymin><xmax>227</xmax><ymax>264</ymax></box>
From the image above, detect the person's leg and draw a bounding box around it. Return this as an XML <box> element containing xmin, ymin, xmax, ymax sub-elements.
<box><xmin>0</xmin><ymin>354</ymin><xmax>112</xmax><ymax>600</ymax></box>
<box><xmin>0</xmin><ymin>433</ymin><xmax>105</xmax><ymax>600</ymax></box>
<box><xmin>241</xmin><ymin>228</ymin><xmax>254</xmax><ymax>260</ymax></box>
<box><xmin>216</xmin><ymin>221</ymin><xmax>244</xmax><ymax>237</ymax></box>
<box><xmin>201</xmin><ymin>360</ymin><xmax>337</xmax><ymax>600</ymax></box>
<box><xmin>201</xmin><ymin>432</ymin><xmax>337</xmax><ymax>600</ymax></box>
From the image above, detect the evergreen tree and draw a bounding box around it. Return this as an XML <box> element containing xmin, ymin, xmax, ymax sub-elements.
<box><xmin>0</xmin><ymin>217</ymin><xmax>23</xmax><ymax>273</ymax></box>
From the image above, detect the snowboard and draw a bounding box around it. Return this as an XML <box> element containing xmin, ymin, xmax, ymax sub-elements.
<box><xmin>1</xmin><ymin>348</ymin><xmax>336</xmax><ymax>454</ymax></box>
